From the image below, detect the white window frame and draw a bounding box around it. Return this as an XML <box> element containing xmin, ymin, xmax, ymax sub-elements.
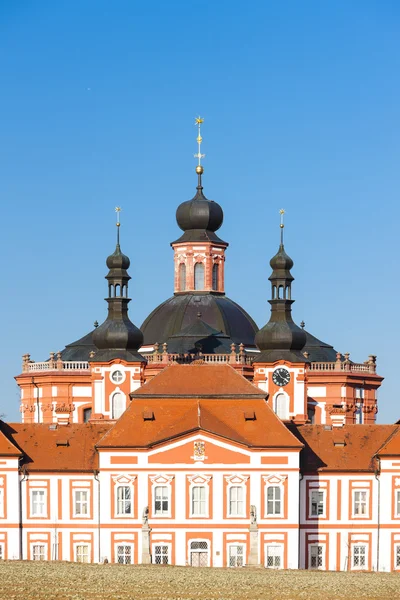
<box><xmin>309</xmin><ymin>489</ymin><xmax>325</xmax><ymax>518</ymax></box>
<box><xmin>228</xmin><ymin>543</ymin><xmax>245</xmax><ymax>567</ymax></box>
<box><xmin>110</xmin><ymin>369</ymin><xmax>126</xmax><ymax>384</ymax></box>
<box><xmin>74</xmin><ymin>543</ymin><xmax>90</xmax><ymax>563</ymax></box>
<box><xmin>115</xmin><ymin>543</ymin><xmax>133</xmax><ymax>564</ymax></box>
<box><xmin>73</xmin><ymin>489</ymin><xmax>90</xmax><ymax>518</ymax></box>
<box><xmin>395</xmin><ymin>489</ymin><xmax>400</xmax><ymax>518</ymax></box>
<box><xmin>0</xmin><ymin>542</ymin><xmax>4</xmax><ymax>560</ymax></box>
<box><xmin>265</xmin><ymin>543</ymin><xmax>283</xmax><ymax>569</ymax></box>
<box><xmin>0</xmin><ymin>488</ymin><xmax>4</xmax><ymax>518</ymax></box>
<box><xmin>351</xmin><ymin>544</ymin><xmax>367</xmax><ymax>570</ymax></box>
<box><xmin>110</xmin><ymin>390</ymin><xmax>126</xmax><ymax>420</ymax></box>
<box><xmin>115</xmin><ymin>484</ymin><xmax>133</xmax><ymax>518</ymax></box>
<box><xmin>265</xmin><ymin>485</ymin><xmax>283</xmax><ymax>517</ymax></box>
<box><xmin>227</xmin><ymin>485</ymin><xmax>246</xmax><ymax>518</ymax></box>
<box><xmin>273</xmin><ymin>391</ymin><xmax>289</xmax><ymax>420</ymax></box>
<box><xmin>152</xmin><ymin>542</ymin><xmax>170</xmax><ymax>565</ymax></box>
<box><xmin>153</xmin><ymin>485</ymin><xmax>170</xmax><ymax>517</ymax></box>
<box><xmin>30</xmin><ymin>489</ymin><xmax>47</xmax><ymax>517</ymax></box>
<box><xmin>188</xmin><ymin>475</ymin><xmax>211</xmax><ymax>518</ymax></box>
<box><xmin>191</xmin><ymin>485</ymin><xmax>207</xmax><ymax>517</ymax></box>
<box><xmin>352</xmin><ymin>489</ymin><xmax>369</xmax><ymax>518</ymax></box>
<box><xmin>395</xmin><ymin>543</ymin><xmax>400</xmax><ymax>570</ymax></box>
<box><xmin>31</xmin><ymin>543</ymin><xmax>47</xmax><ymax>561</ymax></box>
<box><xmin>309</xmin><ymin>544</ymin><xmax>325</xmax><ymax>570</ymax></box>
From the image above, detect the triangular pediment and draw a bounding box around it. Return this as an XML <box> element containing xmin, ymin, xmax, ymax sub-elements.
<box><xmin>148</xmin><ymin>435</ymin><xmax>251</xmax><ymax>465</ymax></box>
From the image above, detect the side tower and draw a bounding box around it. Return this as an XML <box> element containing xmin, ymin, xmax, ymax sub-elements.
<box><xmin>90</xmin><ymin>209</ymin><xmax>146</xmax><ymax>420</ymax></box>
<box><xmin>253</xmin><ymin>212</ymin><xmax>383</xmax><ymax>425</ymax></box>
<box><xmin>253</xmin><ymin>211</ymin><xmax>308</xmax><ymax>424</ymax></box>
<box><xmin>16</xmin><ymin>211</ymin><xmax>146</xmax><ymax>424</ymax></box>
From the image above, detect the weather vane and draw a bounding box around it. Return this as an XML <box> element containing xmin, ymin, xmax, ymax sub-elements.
<box><xmin>194</xmin><ymin>116</ymin><xmax>205</xmax><ymax>174</ymax></box>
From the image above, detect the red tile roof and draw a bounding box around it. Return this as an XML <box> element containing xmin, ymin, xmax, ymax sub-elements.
<box><xmin>0</xmin><ymin>422</ymin><xmax>112</xmax><ymax>471</ymax></box>
<box><xmin>292</xmin><ymin>424</ymin><xmax>398</xmax><ymax>472</ymax></box>
<box><xmin>98</xmin><ymin>398</ymin><xmax>303</xmax><ymax>449</ymax></box>
<box><xmin>0</xmin><ymin>426</ymin><xmax>22</xmax><ymax>457</ymax></box>
<box><xmin>133</xmin><ymin>364</ymin><xmax>265</xmax><ymax>398</ymax></box>
<box><xmin>377</xmin><ymin>427</ymin><xmax>400</xmax><ymax>456</ymax></box>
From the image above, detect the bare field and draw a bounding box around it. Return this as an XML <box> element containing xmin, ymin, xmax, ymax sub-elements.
<box><xmin>0</xmin><ymin>562</ymin><xmax>398</xmax><ymax>600</ymax></box>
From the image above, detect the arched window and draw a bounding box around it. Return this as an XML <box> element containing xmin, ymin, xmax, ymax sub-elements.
<box><xmin>194</xmin><ymin>263</ymin><xmax>205</xmax><ymax>291</ymax></box>
<box><xmin>115</xmin><ymin>284</ymin><xmax>121</xmax><ymax>297</ymax></box>
<box><xmin>274</xmin><ymin>393</ymin><xmax>289</xmax><ymax>420</ymax></box>
<box><xmin>286</xmin><ymin>286</ymin><xmax>291</xmax><ymax>300</ymax></box>
<box><xmin>212</xmin><ymin>263</ymin><xmax>219</xmax><ymax>291</ymax></box>
<box><xmin>83</xmin><ymin>408</ymin><xmax>92</xmax><ymax>423</ymax></box>
<box><xmin>112</xmin><ymin>392</ymin><xmax>125</xmax><ymax>419</ymax></box>
<box><xmin>179</xmin><ymin>263</ymin><xmax>186</xmax><ymax>291</ymax></box>
<box><xmin>278</xmin><ymin>285</ymin><xmax>284</xmax><ymax>299</ymax></box>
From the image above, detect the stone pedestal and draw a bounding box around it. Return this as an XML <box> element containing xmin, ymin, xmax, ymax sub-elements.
<box><xmin>141</xmin><ymin>525</ymin><xmax>152</xmax><ymax>564</ymax></box>
<box><xmin>248</xmin><ymin>525</ymin><xmax>260</xmax><ymax>566</ymax></box>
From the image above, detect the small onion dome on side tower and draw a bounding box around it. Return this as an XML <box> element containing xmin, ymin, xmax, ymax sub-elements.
<box><xmin>254</xmin><ymin>210</ymin><xmax>306</xmax><ymax>363</ymax></box>
<box><xmin>91</xmin><ymin>209</ymin><xmax>144</xmax><ymax>362</ymax></box>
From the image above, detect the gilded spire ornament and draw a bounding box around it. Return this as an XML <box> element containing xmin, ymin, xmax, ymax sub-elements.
<box><xmin>194</xmin><ymin>116</ymin><xmax>205</xmax><ymax>175</ymax></box>
<box><xmin>115</xmin><ymin>206</ymin><xmax>121</xmax><ymax>244</ymax></box>
<box><xmin>279</xmin><ymin>208</ymin><xmax>285</xmax><ymax>244</ymax></box>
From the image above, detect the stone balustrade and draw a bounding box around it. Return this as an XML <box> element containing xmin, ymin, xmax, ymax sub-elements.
<box><xmin>22</xmin><ymin>353</ymin><xmax>90</xmax><ymax>373</ymax></box>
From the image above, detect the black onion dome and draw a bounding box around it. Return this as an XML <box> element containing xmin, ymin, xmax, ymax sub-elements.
<box><xmin>92</xmin><ymin>314</ymin><xmax>143</xmax><ymax>352</ymax></box>
<box><xmin>269</xmin><ymin>245</ymin><xmax>294</xmax><ymax>272</ymax></box>
<box><xmin>106</xmin><ymin>244</ymin><xmax>130</xmax><ymax>270</ymax></box>
<box><xmin>176</xmin><ymin>188</ymin><xmax>223</xmax><ymax>233</ymax></box>
<box><xmin>255</xmin><ymin>319</ymin><xmax>306</xmax><ymax>353</ymax></box>
<box><xmin>141</xmin><ymin>293</ymin><xmax>258</xmax><ymax>350</ymax></box>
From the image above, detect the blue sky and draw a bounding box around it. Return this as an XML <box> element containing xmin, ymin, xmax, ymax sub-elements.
<box><xmin>0</xmin><ymin>1</ymin><xmax>399</xmax><ymax>422</ymax></box>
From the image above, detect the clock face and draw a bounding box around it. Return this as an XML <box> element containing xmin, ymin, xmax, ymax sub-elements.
<box><xmin>272</xmin><ymin>368</ymin><xmax>291</xmax><ymax>387</ymax></box>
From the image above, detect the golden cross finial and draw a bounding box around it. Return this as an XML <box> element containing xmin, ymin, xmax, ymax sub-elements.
<box><xmin>194</xmin><ymin>116</ymin><xmax>205</xmax><ymax>173</ymax></box>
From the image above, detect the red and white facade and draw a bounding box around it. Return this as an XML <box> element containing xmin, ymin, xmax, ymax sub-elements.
<box><xmin>1</xmin><ymin>363</ymin><xmax>399</xmax><ymax>571</ymax></box>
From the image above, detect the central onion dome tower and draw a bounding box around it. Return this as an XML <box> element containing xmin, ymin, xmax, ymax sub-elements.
<box><xmin>140</xmin><ymin>118</ymin><xmax>258</xmax><ymax>353</ymax></box>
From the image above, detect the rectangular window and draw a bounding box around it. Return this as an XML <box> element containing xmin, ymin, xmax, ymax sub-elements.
<box><xmin>229</xmin><ymin>544</ymin><xmax>244</xmax><ymax>567</ymax></box>
<box><xmin>266</xmin><ymin>545</ymin><xmax>282</xmax><ymax>569</ymax></box>
<box><xmin>309</xmin><ymin>545</ymin><xmax>323</xmax><ymax>569</ymax></box>
<box><xmin>352</xmin><ymin>545</ymin><xmax>366</xmax><ymax>569</ymax></box>
<box><xmin>116</xmin><ymin>486</ymin><xmax>132</xmax><ymax>516</ymax></box>
<box><xmin>229</xmin><ymin>486</ymin><xmax>244</xmax><ymax>516</ymax></box>
<box><xmin>353</xmin><ymin>490</ymin><xmax>368</xmax><ymax>517</ymax></box>
<box><xmin>31</xmin><ymin>490</ymin><xmax>46</xmax><ymax>517</ymax></box>
<box><xmin>154</xmin><ymin>486</ymin><xmax>169</xmax><ymax>516</ymax></box>
<box><xmin>154</xmin><ymin>544</ymin><xmax>169</xmax><ymax>565</ymax></box>
<box><xmin>192</xmin><ymin>486</ymin><xmax>206</xmax><ymax>516</ymax></box>
<box><xmin>117</xmin><ymin>544</ymin><xmax>132</xmax><ymax>564</ymax></box>
<box><xmin>267</xmin><ymin>486</ymin><xmax>281</xmax><ymax>516</ymax></box>
<box><xmin>75</xmin><ymin>544</ymin><xmax>89</xmax><ymax>563</ymax></box>
<box><xmin>310</xmin><ymin>491</ymin><xmax>324</xmax><ymax>517</ymax></box>
<box><xmin>74</xmin><ymin>490</ymin><xmax>89</xmax><ymax>517</ymax></box>
<box><xmin>396</xmin><ymin>544</ymin><xmax>400</xmax><ymax>569</ymax></box>
<box><xmin>355</xmin><ymin>388</ymin><xmax>364</xmax><ymax>399</ymax></box>
<box><xmin>396</xmin><ymin>490</ymin><xmax>400</xmax><ymax>517</ymax></box>
<box><xmin>32</xmin><ymin>544</ymin><xmax>46</xmax><ymax>561</ymax></box>
<box><xmin>0</xmin><ymin>488</ymin><xmax>4</xmax><ymax>518</ymax></box>
<box><xmin>0</xmin><ymin>543</ymin><xmax>4</xmax><ymax>560</ymax></box>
